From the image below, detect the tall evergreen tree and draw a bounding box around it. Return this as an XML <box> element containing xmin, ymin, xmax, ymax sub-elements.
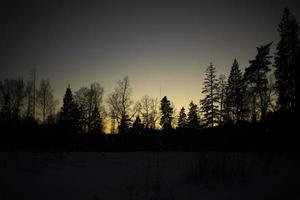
<box><xmin>187</xmin><ymin>101</ymin><xmax>200</xmax><ymax>129</ymax></box>
<box><xmin>225</xmin><ymin>59</ymin><xmax>244</xmax><ymax>123</ymax></box>
<box><xmin>60</xmin><ymin>85</ymin><xmax>80</xmax><ymax>132</ymax></box>
<box><xmin>274</xmin><ymin>8</ymin><xmax>299</xmax><ymax>111</ymax></box>
<box><xmin>160</xmin><ymin>96</ymin><xmax>173</xmax><ymax>131</ymax></box>
<box><xmin>200</xmin><ymin>62</ymin><xmax>220</xmax><ymax>127</ymax></box>
<box><xmin>244</xmin><ymin>43</ymin><xmax>272</xmax><ymax>120</ymax></box>
<box><xmin>177</xmin><ymin>107</ymin><xmax>187</xmax><ymax>129</ymax></box>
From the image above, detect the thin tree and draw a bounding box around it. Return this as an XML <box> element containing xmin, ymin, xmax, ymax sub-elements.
<box><xmin>32</xmin><ymin>68</ymin><xmax>36</xmax><ymax>120</ymax></box>
<box><xmin>107</xmin><ymin>77</ymin><xmax>135</xmax><ymax>134</ymax></box>
<box><xmin>36</xmin><ymin>79</ymin><xmax>57</xmax><ymax>123</ymax></box>
<box><xmin>149</xmin><ymin>97</ymin><xmax>160</xmax><ymax>129</ymax></box>
<box><xmin>25</xmin><ymin>80</ymin><xmax>34</xmax><ymax>119</ymax></box>
<box><xmin>218</xmin><ymin>74</ymin><xmax>227</xmax><ymax>124</ymax></box>
<box><xmin>139</xmin><ymin>95</ymin><xmax>160</xmax><ymax>129</ymax></box>
<box><xmin>200</xmin><ymin>62</ymin><xmax>220</xmax><ymax>127</ymax></box>
<box><xmin>139</xmin><ymin>95</ymin><xmax>151</xmax><ymax>129</ymax></box>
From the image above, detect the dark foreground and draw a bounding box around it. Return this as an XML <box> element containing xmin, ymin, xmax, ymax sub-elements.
<box><xmin>1</xmin><ymin>152</ymin><xmax>300</xmax><ymax>200</ymax></box>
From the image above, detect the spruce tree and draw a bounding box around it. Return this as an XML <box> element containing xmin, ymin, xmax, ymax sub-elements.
<box><xmin>225</xmin><ymin>59</ymin><xmax>244</xmax><ymax>123</ymax></box>
<box><xmin>160</xmin><ymin>96</ymin><xmax>173</xmax><ymax>131</ymax></box>
<box><xmin>187</xmin><ymin>101</ymin><xmax>200</xmax><ymax>129</ymax></box>
<box><xmin>274</xmin><ymin>7</ymin><xmax>299</xmax><ymax>111</ymax></box>
<box><xmin>200</xmin><ymin>62</ymin><xmax>220</xmax><ymax>127</ymax></box>
<box><xmin>177</xmin><ymin>107</ymin><xmax>187</xmax><ymax>129</ymax></box>
<box><xmin>60</xmin><ymin>85</ymin><xmax>80</xmax><ymax>132</ymax></box>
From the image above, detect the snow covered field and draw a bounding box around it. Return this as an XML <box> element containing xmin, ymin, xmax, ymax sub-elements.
<box><xmin>1</xmin><ymin>152</ymin><xmax>300</xmax><ymax>200</ymax></box>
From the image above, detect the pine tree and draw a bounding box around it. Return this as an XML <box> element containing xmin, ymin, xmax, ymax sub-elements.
<box><xmin>177</xmin><ymin>107</ymin><xmax>187</xmax><ymax>129</ymax></box>
<box><xmin>274</xmin><ymin>7</ymin><xmax>299</xmax><ymax>111</ymax></box>
<box><xmin>200</xmin><ymin>62</ymin><xmax>220</xmax><ymax>127</ymax></box>
<box><xmin>244</xmin><ymin>43</ymin><xmax>272</xmax><ymax>120</ymax></box>
<box><xmin>160</xmin><ymin>96</ymin><xmax>173</xmax><ymax>131</ymax></box>
<box><xmin>225</xmin><ymin>59</ymin><xmax>244</xmax><ymax>123</ymax></box>
<box><xmin>187</xmin><ymin>101</ymin><xmax>200</xmax><ymax>129</ymax></box>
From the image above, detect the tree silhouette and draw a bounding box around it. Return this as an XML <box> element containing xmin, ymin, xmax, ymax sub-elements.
<box><xmin>160</xmin><ymin>96</ymin><xmax>173</xmax><ymax>131</ymax></box>
<box><xmin>200</xmin><ymin>62</ymin><xmax>220</xmax><ymax>127</ymax></box>
<box><xmin>107</xmin><ymin>77</ymin><xmax>135</xmax><ymax>134</ymax></box>
<box><xmin>60</xmin><ymin>85</ymin><xmax>80</xmax><ymax>132</ymax></box>
<box><xmin>274</xmin><ymin>8</ymin><xmax>299</xmax><ymax>112</ymax></box>
<box><xmin>225</xmin><ymin>59</ymin><xmax>244</xmax><ymax>123</ymax></box>
<box><xmin>89</xmin><ymin>106</ymin><xmax>103</xmax><ymax>134</ymax></box>
<box><xmin>244</xmin><ymin>43</ymin><xmax>272</xmax><ymax>120</ymax></box>
<box><xmin>132</xmin><ymin>115</ymin><xmax>143</xmax><ymax>133</ymax></box>
<box><xmin>139</xmin><ymin>95</ymin><xmax>150</xmax><ymax>129</ymax></box>
<box><xmin>36</xmin><ymin>79</ymin><xmax>57</xmax><ymax>123</ymax></box>
<box><xmin>25</xmin><ymin>80</ymin><xmax>35</xmax><ymax>120</ymax></box>
<box><xmin>218</xmin><ymin>74</ymin><xmax>227</xmax><ymax>125</ymax></box>
<box><xmin>187</xmin><ymin>101</ymin><xmax>200</xmax><ymax>129</ymax></box>
<box><xmin>0</xmin><ymin>80</ymin><xmax>11</xmax><ymax>122</ymax></box>
<box><xmin>177</xmin><ymin>107</ymin><xmax>187</xmax><ymax>129</ymax></box>
<box><xmin>148</xmin><ymin>98</ymin><xmax>160</xmax><ymax>130</ymax></box>
<box><xmin>0</xmin><ymin>78</ymin><xmax>26</xmax><ymax>122</ymax></box>
<box><xmin>74</xmin><ymin>83</ymin><xmax>104</xmax><ymax>133</ymax></box>
<box><xmin>1</xmin><ymin>5</ymin><xmax>300</xmax><ymax>152</ymax></box>
<box><xmin>138</xmin><ymin>95</ymin><xmax>160</xmax><ymax>130</ymax></box>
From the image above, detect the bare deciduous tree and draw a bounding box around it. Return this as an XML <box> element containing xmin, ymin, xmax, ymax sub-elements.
<box><xmin>36</xmin><ymin>79</ymin><xmax>57</xmax><ymax>123</ymax></box>
<box><xmin>0</xmin><ymin>78</ymin><xmax>26</xmax><ymax>121</ymax></box>
<box><xmin>139</xmin><ymin>95</ymin><xmax>160</xmax><ymax>129</ymax></box>
<box><xmin>107</xmin><ymin>77</ymin><xmax>136</xmax><ymax>133</ymax></box>
<box><xmin>74</xmin><ymin>82</ymin><xmax>104</xmax><ymax>133</ymax></box>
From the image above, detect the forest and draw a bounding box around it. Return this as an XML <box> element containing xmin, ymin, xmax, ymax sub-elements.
<box><xmin>0</xmin><ymin>8</ymin><xmax>299</xmax><ymax>151</ymax></box>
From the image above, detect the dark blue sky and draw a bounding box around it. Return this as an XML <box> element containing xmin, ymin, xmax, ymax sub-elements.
<box><xmin>0</xmin><ymin>0</ymin><xmax>299</xmax><ymax>109</ymax></box>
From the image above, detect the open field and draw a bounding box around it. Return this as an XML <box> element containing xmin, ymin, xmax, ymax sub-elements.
<box><xmin>1</xmin><ymin>152</ymin><xmax>300</xmax><ymax>200</ymax></box>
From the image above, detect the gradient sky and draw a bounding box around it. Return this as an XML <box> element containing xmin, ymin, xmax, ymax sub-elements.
<box><xmin>0</xmin><ymin>0</ymin><xmax>299</xmax><ymax>111</ymax></box>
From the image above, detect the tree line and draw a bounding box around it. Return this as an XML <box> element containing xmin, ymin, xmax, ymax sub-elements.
<box><xmin>0</xmin><ymin>8</ymin><xmax>298</xmax><ymax>140</ymax></box>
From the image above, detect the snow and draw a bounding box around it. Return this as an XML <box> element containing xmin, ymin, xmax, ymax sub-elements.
<box><xmin>1</xmin><ymin>152</ymin><xmax>299</xmax><ymax>200</ymax></box>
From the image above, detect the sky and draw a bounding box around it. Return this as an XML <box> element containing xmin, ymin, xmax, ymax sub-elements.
<box><xmin>0</xmin><ymin>0</ymin><xmax>300</xmax><ymax>111</ymax></box>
